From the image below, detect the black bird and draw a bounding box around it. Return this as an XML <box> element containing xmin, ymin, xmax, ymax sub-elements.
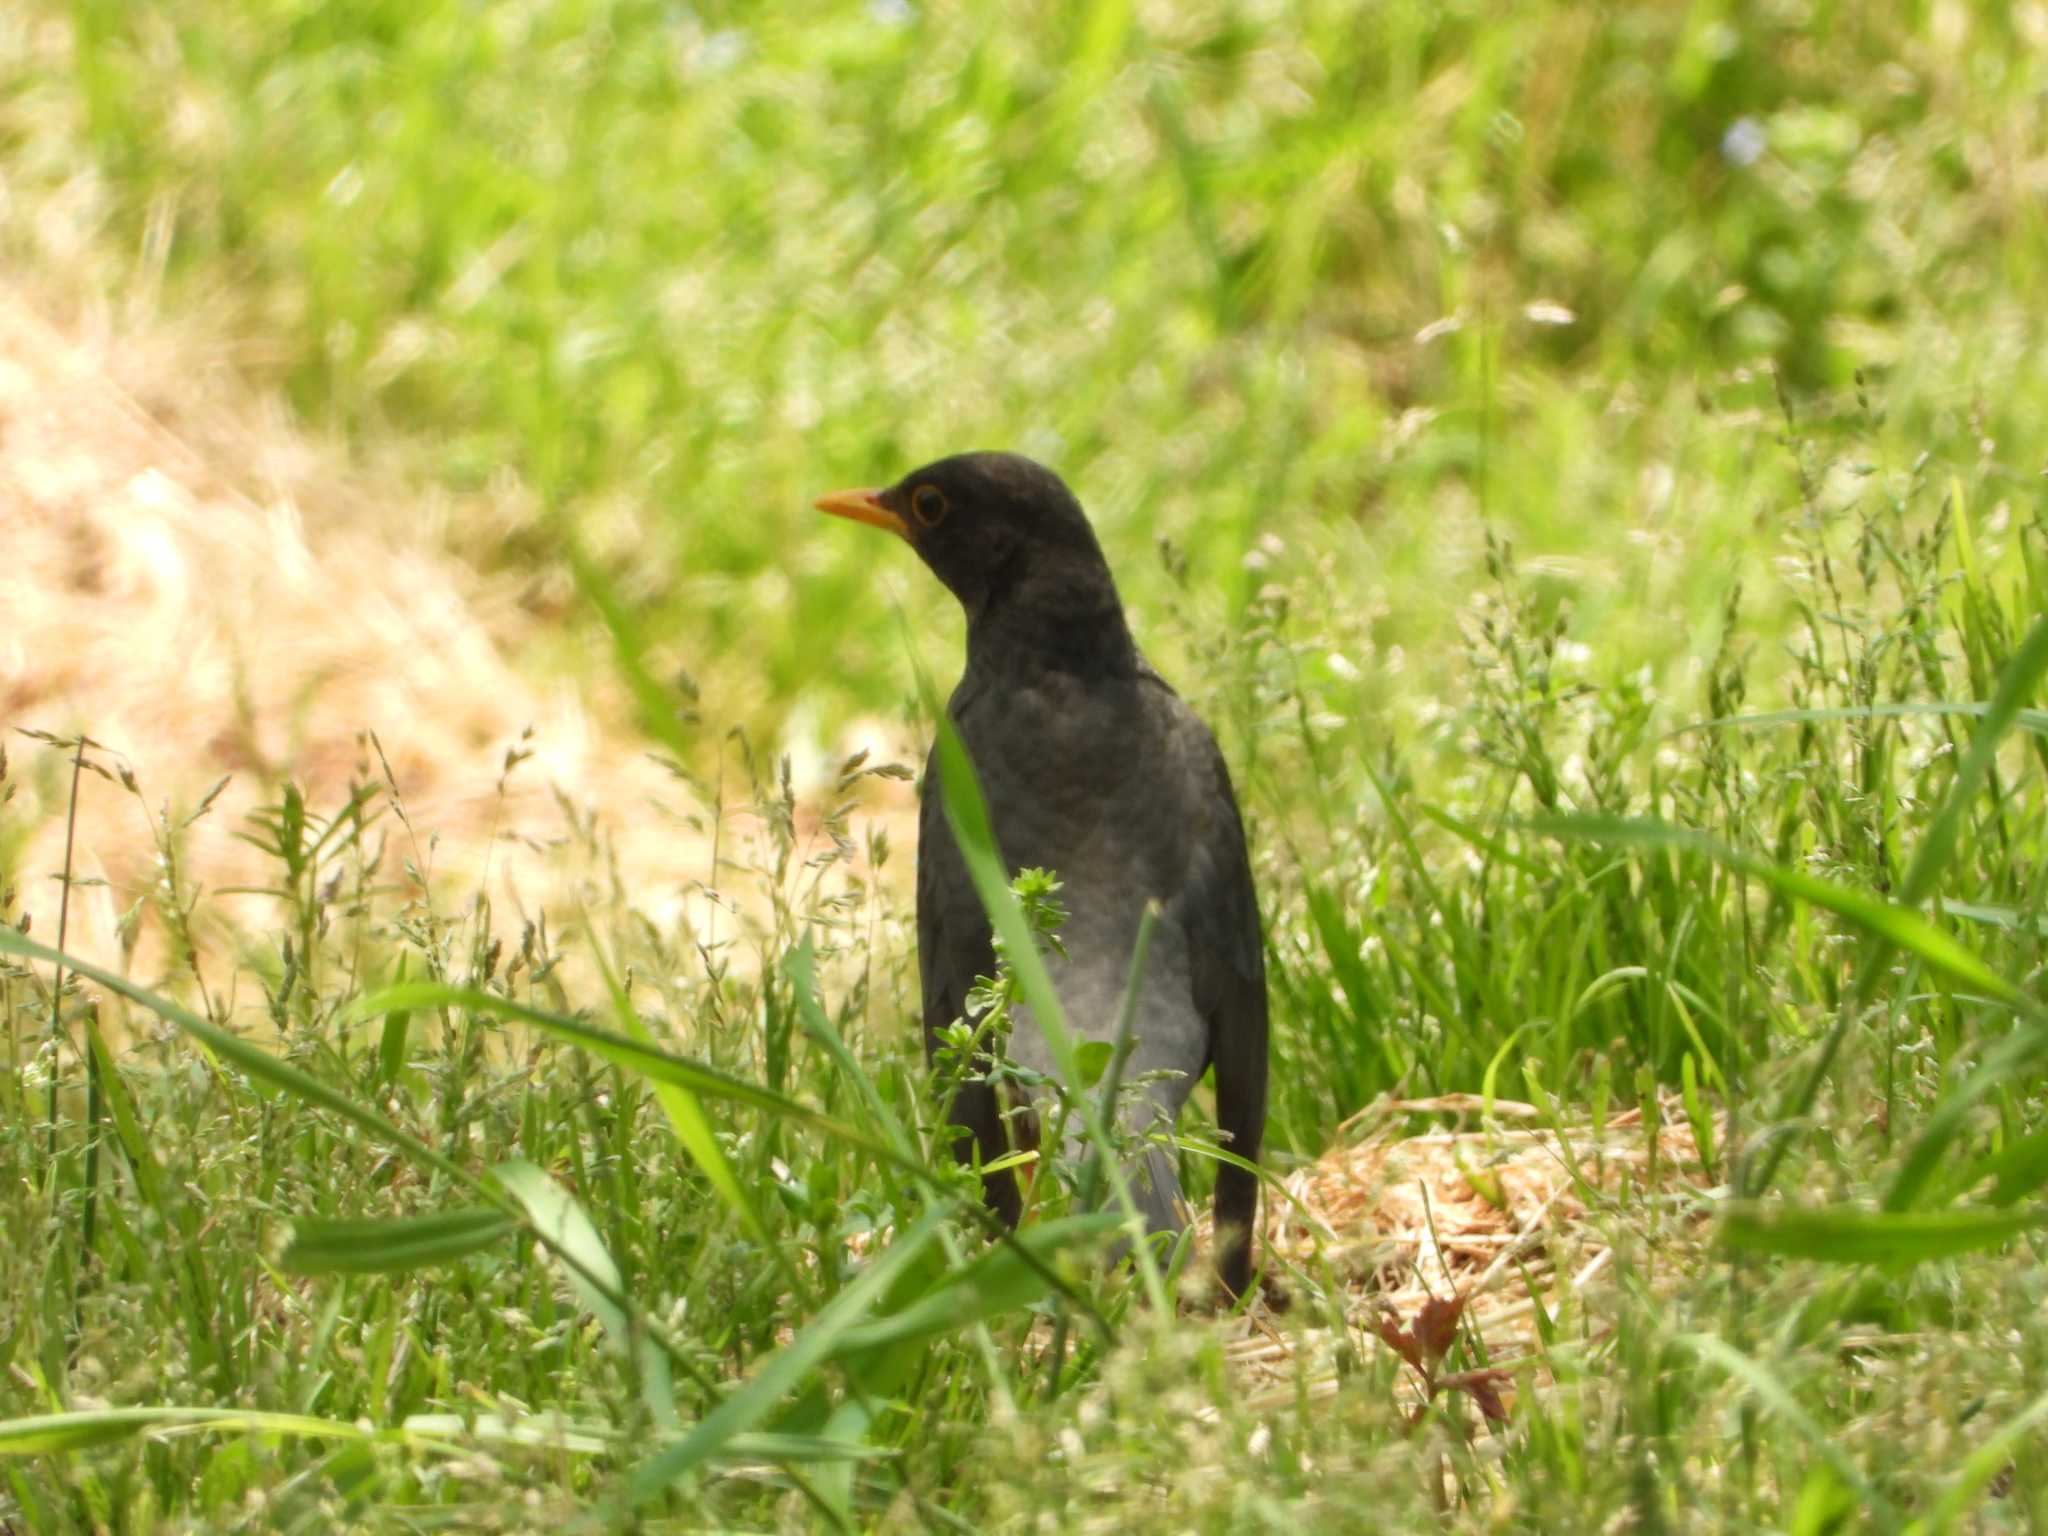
<box><xmin>816</xmin><ymin>452</ymin><xmax>1268</xmax><ymax>1297</ymax></box>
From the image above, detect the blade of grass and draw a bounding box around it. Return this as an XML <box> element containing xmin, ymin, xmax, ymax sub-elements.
<box><xmin>83</xmin><ymin>1012</ymin><xmax>221</xmax><ymax>1375</ymax></box>
<box><xmin>1942</xmin><ymin>902</ymin><xmax>2048</xmax><ymax>936</ymax></box>
<box><xmin>1682</xmin><ymin>1333</ymin><xmax>1891</xmax><ymax>1521</ymax></box>
<box><xmin>628</xmin><ymin>1208</ymin><xmax>944</xmax><ymax>1502</ymax></box>
<box><xmin>1895</xmin><ymin>614</ymin><xmax>2048</xmax><ymax>908</ymax></box>
<box><xmin>361</xmin><ymin>977</ymin><xmax>1105</xmax><ymax>1328</ymax></box>
<box><xmin>1718</xmin><ymin>1201</ymin><xmax>2048</xmax><ymax>1263</ymax></box>
<box><xmin>1886</xmin><ymin>1017</ymin><xmax>2048</xmax><ymax>1212</ymax></box>
<box><xmin>376</xmin><ymin>954</ymin><xmax>411</xmax><ymax>1087</ymax></box>
<box><xmin>784</xmin><ymin>933</ymin><xmax>916</xmax><ymax>1156</ymax></box>
<box><xmin>831</xmin><ymin>1212</ymin><xmax>1122</xmax><ymax>1356</ymax></box>
<box><xmin>0</xmin><ymin>1406</ymin><xmax>378</xmax><ymax>1455</ymax></box>
<box><xmin>1533</xmin><ymin>812</ymin><xmax>2045</xmax><ymax>1205</ymax></box>
<box><xmin>281</xmin><ymin>1209</ymin><xmax>518</xmax><ymax>1274</ymax></box>
<box><xmin>1670</xmin><ymin>701</ymin><xmax>2048</xmax><ymax>739</ymax></box>
<box><xmin>786</xmin><ymin>928</ymin><xmax>1052</xmax><ymax>1471</ymax></box>
<box><xmin>1875</xmin><ymin>612</ymin><xmax>2048</xmax><ymax>1206</ymax></box>
<box><xmin>1043</xmin><ymin>904</ymin><xmax>1159</xmax><ymax>1390</ymax></box>
<box><xmin>358</xmin><ymin>981</ymin><xmax>850</xmax><ymax>1126</ymax></box>
<box><xmin>1904</xmin><ymin>1384</ymin><xmax>2048</xmax><ymax>1536</ymax></box>
<box><xmin>0</xmin><ymin>928</ymin><xmax>469</xmax><ymax>1186</ymax></box>
<box><xmin>1960</xmin><ymin>1127</ymin><xmax>2048</xmax><ymax>1207</ymax></box>
<box><xmin>581</xmin><ymin>921</ymin><xmax>790</xmax><ymax>1290</ymax></box>
<box><xmin>493</xmin><ymin>1159</ymin><xmax>678</xmax><ymax>1432</ymax></box>
<box><xmin>0</xmin><ymin>929</ymin><xmax>713</xmax><ymax>1396</ymax></box>
<box><xmin>1527</xmin><ymin>818</ymin><xmax>2026</xmax><ymax>1006</ymax></box>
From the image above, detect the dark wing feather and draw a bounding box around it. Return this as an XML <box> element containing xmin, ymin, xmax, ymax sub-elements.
<box><xmin>1132</xmin><ymin>669</ymin><xmax>1264</xmax><ymax>1053</ymax></box>
<box><xmin>916</xmin><ymin>739</ymin><xmax>1019</xmax><ymax>1224</ymax></box>
<box><xmin>1176</xmin><ymin>723</ymin><xmax>1267</xmax><ymax>1020</ymax></box>
<box><xmin>1165</xmin><ymin>701</ymin><xmax>1269</xmax><ymax>1297</ymax></box>
<box><xmin>915</xmin><ymin>740</ymin><xmax>993</xmax><ymax>1059</ymax></box>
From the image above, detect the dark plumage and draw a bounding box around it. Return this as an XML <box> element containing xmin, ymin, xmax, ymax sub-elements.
<box><xmin>816</xmin><ymin>451</ymin><xmax>1269</xmax><ymax>1297</ymax></box>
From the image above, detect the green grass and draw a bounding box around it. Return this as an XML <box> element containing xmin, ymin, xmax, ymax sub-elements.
<box><xmin>6</xmin><ymin>0</ymin><xmax>2048</xmax><ymax>1530</ymax></box>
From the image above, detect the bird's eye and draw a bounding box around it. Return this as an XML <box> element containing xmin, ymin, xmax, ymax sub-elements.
<box><xmin>910</xmin><ymin>484</ymin><xmax>949</xmax><ymax>529</ymax></box>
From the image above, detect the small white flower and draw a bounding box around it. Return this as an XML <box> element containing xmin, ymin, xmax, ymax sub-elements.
<box><xmin>1723</xmin><ymin>117</ymin><xmax>1767</xmax><ymax>166</ymax></box>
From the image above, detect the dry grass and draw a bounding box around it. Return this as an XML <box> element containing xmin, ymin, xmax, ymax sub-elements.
<box><xmin>0</xmin><ymin>284</ymin><xmax>911</xmax><ymax>987</ymax></box>
<box><xmin>1216</xmin><ymin>1093</ymin><xmax>1716</xmax><ymax>1414</ymax></box>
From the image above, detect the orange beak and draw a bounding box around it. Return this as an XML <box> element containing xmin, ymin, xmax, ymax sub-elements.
<box><xmin>814</xmin><ymin>487</ymin><xmax>910</xmax><ymax>541</ymax></box>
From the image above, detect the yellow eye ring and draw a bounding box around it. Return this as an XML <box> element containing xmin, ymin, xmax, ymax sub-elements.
<box><xmin>910</xmin><ymin>484</ymin><xmax>949</xmax><ymax>529</ymax></box>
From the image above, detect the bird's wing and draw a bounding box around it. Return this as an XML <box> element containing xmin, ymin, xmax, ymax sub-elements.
<box><xmin>1169</xmin><ymin>707</ymin><xmax>1268</xmax><ymax>1047</ymax></box>
<box><xmin>1160</xmin><ymin>691</ymin><xmax>1270</xmax><ymax>1294</ymax></box>
<box><xmin>916</xmin><ymin>735</ymin><xmax>1022</xmax><ymax>1224</ymax></box>
<box><xmin>916</xmin><ymin>739</ymin><xmax>994</xmax><ymax>1060</ymax></box>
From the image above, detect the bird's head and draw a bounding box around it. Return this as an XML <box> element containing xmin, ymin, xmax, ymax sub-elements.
<box><xmin>814</xmin><ymin>451</ymin><xmax>1109</xmax><ymax>617</ymax></box>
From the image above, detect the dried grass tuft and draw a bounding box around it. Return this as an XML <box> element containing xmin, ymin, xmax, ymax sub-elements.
<box><xmin>1215</xmin><ymin>1092</ymin><xmax>1718</xmax><ymax>1412</ymax></box>
<box><xmin>0</xmin><ymin>287</ymin><xmax>903</xmax><ymax>984</ymax></box>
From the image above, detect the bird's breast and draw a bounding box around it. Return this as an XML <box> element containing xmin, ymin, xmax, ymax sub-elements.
<box><xmin>942</xmin><ymin>669</ymin><xmax>1211</xmax><ymax>1073</ymax></box>
<box><xmin>953</xmin><ymin>673</ymin><xmax>1190</xmax><ymax>900</ymax></box>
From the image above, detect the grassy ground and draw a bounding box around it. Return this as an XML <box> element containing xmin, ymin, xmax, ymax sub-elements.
<box><xmin>5</xmin><ymin>1</ymin><xmax>2048</xmax><ymax>1530</ymax></box>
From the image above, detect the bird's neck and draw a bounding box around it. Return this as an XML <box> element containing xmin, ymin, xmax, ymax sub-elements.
<box><xmin>964</xmin><ymin>554</ymin><xmax>1137</xmax><ymax>681</ymax></box>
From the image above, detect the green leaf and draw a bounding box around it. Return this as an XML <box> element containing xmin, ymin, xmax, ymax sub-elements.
<box><xmin>925</xmin><ymin>714</ymin><xmax>1078</xmax><ymax>1079</ymax></box>
<box><xmin>0</xmin><ymin>931</ymin><xmax>722</xmax><ymax>1409</ymax></box>
<box><xmin>1896</xmin><ymin>613</ymin><xmax>2048</xmax><ymax>907</ymax></box>
<box><xmin>1787</xmin><ymin>1462</ymin><xmax>1857</xmax><ymax>1536</ymax></box>
<box><xmin>1680</xmin><ymin>1051</ymin><xmax>1715</xmax><ymax>1182</ymax></box>
<box><xmin>1904</xmin><ymin>1385</ymin><xmax>2048</xmax><ymax>1535</ymax></box>
<box><xmin>492</xmin><ymin>1160</ymin><xmax>677</xmax><ymax>1432</ymax></box>
<box><xmin>1892</xmin><ymin>614</ymin><xmax>2048</xmax><ymax>1220</ymax></box>
<box><xmin>0</xmin><ymin>1407</ymin><xmax>372</xmax><ymax>1456</ymax></box>
<box><xmin>356</xmin><ymin>981</ymin><xmax>974</xmax><ymax>1196</ymax></box>
<box><xmin>360</xmin><ymin>982</ymin><xmax>845</xmax><ymax>1134</ymax></box>
<box><xmin>1719</xmin><ymin>1202</ymin><xmax>2048</xmax><ymax>1264</ymax></box>
<box><xmin>352</xmin><ymin>977</ymin><xmax>1099</xmax><ymax>1339</ymax></box>
<box><xmin>583</xmin><ymin>935</ymin><xmax>780</xmax><ymax>1273</ymax></box>
<box><xmin>785</xmin><ymin>934</ymin><xmax>917</xmax><ymax>1155</ymax></box>
<box><xmin>82</xmin><ymin>1017</ymin><xmax>224</xmax><ymax>1372</ymax></box>
<box><xmin>1966</xmin><ymin>1128</ymin><xmax>2048</xmax><ymax>1208</ymax></box>
<box><xmin>0</xmin><ymin>1403</ymin><xmax>891</xmax><ymax>1474</ymax></box>
<box><xmin>564</xmin><ymin>527</ymin><xmax>696</xmax><ymax>761</ymax></box>
<box><xmin>1075</xmin><ymin>1040</ymin><xmax>1114</xmax><ymax>1088</ymax></box>
<box><xmin>1939</xmin><ymin>902</ymin><xmax>2048</xmax><ymax>937</ymax></box>
<box><xmin>629</xmin><ymin>1208</ymin><xmax>945</xmax><ymax>1502</ymax></box>
<box><xmin>831</xmin><ymin>1212</ymin><xmax>1122</xmax><ymax>1356</ymax></box>
<box><xmin>282</xmin><ymin>1208</ymin><xmax>516</xmax><ymax>1274</ymax></box>
<box><xmin>400</xmin><ymin>1412</ymin><xmax>613</xmax><ymax>1456</ymax></box>
<box><xmin>491</xmin><ymin>1161</ymin><xmax>626</xmax><ymax>1338</ymax></box>
<box><xmin>1890</xmin><ymin>1018</ymin><xmax>2048</xmax><ymax>1212</ymax></box>
<box><xmin>377</xmin><ymin>955</ymin><xmax>412</xmax><ymax>1086</ymax></box>
<box><xmin>712</xmin><ymin>1432</ymin><xmax>901</xmax><ymax>1466</ymax></box>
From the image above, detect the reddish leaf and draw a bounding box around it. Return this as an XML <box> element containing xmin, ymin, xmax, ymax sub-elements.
<box><xmin>1413</xmin><ymin>1294</ymin><xmax>1466</xmax><ymax>1365</ymax></box>
<box><xmin>1371</xmin><ymin>1315</ymin><xmax>1425</xmax><ymax>1373</ymax></box>
<box><xmin>1440</xmin><ymin>1368</ymin><xmax>1514</xmax><ymax>1422</ymax></box>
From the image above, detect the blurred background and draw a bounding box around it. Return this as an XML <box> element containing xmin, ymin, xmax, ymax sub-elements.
<box><xmin>4</xmin><ymin>0</ymin><xmax>2045</xmax><ymax>1054</ymax></box>
<box><xmin>6</xmin><ymin>7</ymin><xmax>2048</xmax><ymax>1525</ymax></box>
